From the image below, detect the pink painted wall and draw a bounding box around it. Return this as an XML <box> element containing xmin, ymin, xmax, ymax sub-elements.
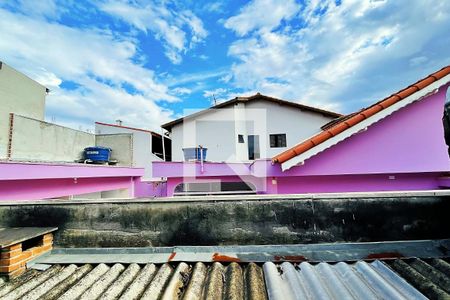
<box><xmin>0</xmin><ymin>161</ymin><xmax>143</xmax><ymax>180</ymax></box>
<box><xmin>153</xmin><ymin>161</ymin><xmax>251</xmax><ymax>178</ymax></box>
<box><xmin>0</xmin><ymin>161</ymin><xmax>148</xmax><ymax>200</ymax></box>
<box><xmin>0</xmin><ymin>177</ymin><xmax>135</xmax><ymax>200</ymax></box>
<box><xmin>272</xmin><ymin>173</ymin><xmax>440</xmax><ymax>194</ymax></box>
<box><xmin>134</xmin><ymin>180</ymin><xmax>167</xmax><ymax>198</ymax></box>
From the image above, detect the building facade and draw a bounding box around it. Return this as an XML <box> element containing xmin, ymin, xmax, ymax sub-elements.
<box><xmin>162</xmin><ymin>93</ymin><xmax>341</xmax><ymax>162</ymax></box>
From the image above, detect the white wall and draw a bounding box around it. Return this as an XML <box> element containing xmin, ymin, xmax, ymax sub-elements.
<box><xmin>95</xmin><ymin>123</ymin><xmax>162</xmax><ymax>179</ymax></box>
<box><xmin>170</xmin><ymin>99</ymin><xmax>336</xmax><ymax>162</ymax></box>
<box><xmin>0</xmin><ymin>62</ymin><xmax>47</xmax><ymax>158</ymax></box>
<box><xmin>234</xmin><ymin>102</ymin><xmax>248</xmax><ymax>161</ymax></box>
<box><xmin>245</xmin><ymin>100</ymin><xmax>335</xmax><ymax>158</ymax></box>
<box><xmin>10</xmin><ymin>114</ymin><xmax>95</xmax><ymax>162</ymax></box>
<box><xmin>171</xmin><ymin>108</ymin><xmax>236</xmax><ymax>162</ymax></box>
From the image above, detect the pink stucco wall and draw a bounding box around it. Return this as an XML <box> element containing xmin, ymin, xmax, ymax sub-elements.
<box><xmin>0</xmin><ymin>177</ymin><xmax>135</xmax><ymax>200</ymax></box>
<box><xmin>155</xmin><ymin>84</ymin><xmax>450</xmax><ymax>196</ymax></box>
<box><xmin>134</xmin><ymin>180</ymin><xmax>167</xmax><ymax>198</ymax></box>
<box><xmin>0</xmin><ymin>161</ymin><xmax>147</xmax><ymax>200</ymax></box>
<box><xmin>271</xmin><ymin>173</ymin><xmax>440</xmax><ymax>194</ymax></box>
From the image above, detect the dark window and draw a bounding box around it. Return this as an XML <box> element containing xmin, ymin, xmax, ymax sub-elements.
<box><xmin>270</xmin><ymin>134</ymin><xmax>287</xmax><ymax>148</ymax></box>
<box><xmin>248</xmin><ymin>135</ymin><xmax>260</xmax><ymax>160</ymax></box>
<box><xmin>174</xmin><ymin>181</ymin><xmax>255</xmax><ymax>195</ymax></box>
<box><xmin>238</xmin><ymin>134</ymin><xmax>244</xmax><ymax>143</ymax></box>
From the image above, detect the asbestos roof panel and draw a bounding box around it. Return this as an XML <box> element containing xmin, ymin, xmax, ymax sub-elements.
<box><xmin>0</xmin><ymin>258</ymin><xmax>449</xmax><ymax>299</ymax></box>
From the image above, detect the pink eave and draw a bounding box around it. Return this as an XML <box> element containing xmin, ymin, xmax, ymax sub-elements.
<box><xmin>0</xmin><ymin>161</ymin><xmax>146</xmax><ymax>200</ymax></box>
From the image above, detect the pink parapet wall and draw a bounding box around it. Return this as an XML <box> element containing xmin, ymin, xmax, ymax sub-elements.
<box><xmin>134</xmin><ymin>180</ymin><xmax>167</xmax><ymax>198</ymax></box>
<box><xmin>0</xmin><ymin>161</ymin><xmax>149</xmax><ymax>200</ymax></box>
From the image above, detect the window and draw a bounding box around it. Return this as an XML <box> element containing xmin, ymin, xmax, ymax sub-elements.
<box><xmin>248</xmin><ymin>135</ymin><xmax>260</xmax><ymax>160</ymax></box>
<box><xmin>270</xmin><ymin>134</ymin><xmax>287</xmax><ymax>148</ymax></box>
<box><xmin>174</xmin><ymin>181</ymin><xmax>256</xmax><ymax>195</ymax></box>
<box><xmin>238</xmin><ymin>134</ymin><xmax>244</xmax><ymax>143</ymax></box>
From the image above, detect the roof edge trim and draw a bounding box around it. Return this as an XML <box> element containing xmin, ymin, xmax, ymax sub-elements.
<box><xmin>280</xmin><ymin>73</ymin><xmax>450</xmax><ymax>171</ymax></box>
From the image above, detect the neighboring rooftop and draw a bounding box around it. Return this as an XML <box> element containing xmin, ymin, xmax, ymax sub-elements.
<box><xmin>0</xmin><ymin>252</ymin><xmax>450</xmax><ymax>300</ymax></box>
<box><xmin>0</xmin><ymin>61</ymin><xmax>49</xmax><ymax>92</ymax></box>
<box><xmin>95</xmin><ymin>122</ymin><xmax>164</xmax><ymax>138</ymax></box>
<box><xmin>161</xmin><ymin>93</ymin><xmax>342</xmax><ymax>131</ymax></box>
<box><xmin>272</xmin><ymin>65</ymin><xmax>450</xmax><ymax>166</ymax></box>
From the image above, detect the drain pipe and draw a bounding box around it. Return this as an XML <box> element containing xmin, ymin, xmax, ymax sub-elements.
<box><xmin>199</xmin><ymin>145</ymin><xmax>204</xmax><ymax>173</ymax></box>
<box><xmin>161</xmin><ymin>128</ymin><xmax>166</xmax><ymax>161</ymax></box>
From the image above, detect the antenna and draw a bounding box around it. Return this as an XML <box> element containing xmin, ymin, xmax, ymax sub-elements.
<box><xmin>213</xmin><ymin>94</ymin><xmax>217</xmax><ymax>106</ymax></box>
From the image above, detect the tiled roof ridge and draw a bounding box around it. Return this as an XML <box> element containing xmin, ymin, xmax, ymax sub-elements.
<box><xmin>161</xmin><ymin>93</ymin><xmax>342</xmax><ymax>130</ymax></box>
<box><xmin>272</xmin><ymin>65</ymin><xmax>450</xmax><ymax>164</ymax></box>
<box><xmin>244</xmin><ymin>93</ymin><xmax>343</xmax><ymax>117</ymax></box>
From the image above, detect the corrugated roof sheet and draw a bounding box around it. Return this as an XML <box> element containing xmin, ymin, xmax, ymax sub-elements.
<box><xmin>0</xmin><ymin>258</ymin><xmax>449</xmax><ymax>299</ymax></box>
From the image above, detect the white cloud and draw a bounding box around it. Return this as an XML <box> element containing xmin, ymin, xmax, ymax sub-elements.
<box><xmin>13</xmin><ymin>0</ymin><xmax>61</xmax><ymax>19</ymax></box>
<box><xmin>204</xmin><ymin>2</ymin><xmax>226</xmax><ymax>13</ymax></box>
<box><xmin>0</xmin><ymin>8</ymin><xmax>176</xmax><ymax>131</ymax></box>
<box><xmin>225</xmin><ymin>0</ymin><xmax>450</xmax><ymax>113</ymax></box>
<box><xmin>46</xmin><ymin>78</ymin><xmax>173</xmax><ymax>130</ymax></box>
<box><xmin>203</xmin><ymin>88</ymin><xmax>228</xmax><ymax>99</ymax></box>
<box><xmin>98</xmin><ymin>0</ymin><xmax>208</xmax><ymax>64</ymax></box>
<box><xmin>172</xmin><ymin>87</ymin><xmax>192</xmax><ymax>95</ymax></box>
<box><xmin>224</xmin><ymin>0</ymin><xmax>301</xmax><ymax>36</ymax></box>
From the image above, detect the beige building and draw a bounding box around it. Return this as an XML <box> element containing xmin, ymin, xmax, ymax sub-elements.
<box><xmin>0</xmin><ymin>61</ymin><xmax>48</xmax><ymax>158</ymax></box>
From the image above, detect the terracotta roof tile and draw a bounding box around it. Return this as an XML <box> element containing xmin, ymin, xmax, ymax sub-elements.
<box><xmin>272</xmin><ymin>65</ymin><xmax>450</xmax><ymax>164</ymax></box>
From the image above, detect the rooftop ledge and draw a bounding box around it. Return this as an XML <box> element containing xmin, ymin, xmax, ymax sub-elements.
<box><xmin>0</xmin><ymin>160</ymin><xmax>144</xmax><ymax>180</ymax></box>
<box><xmin>1</xmin><ymin>189</ymin><xmax>449</xmax><ymax>206</ymax></box>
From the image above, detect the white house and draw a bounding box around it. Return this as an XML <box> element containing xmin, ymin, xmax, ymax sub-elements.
<box><xmin>95</xmin><ymin>122</ymin><xmax>171</xmax><ymax>179</ymax></box>
<box><xmin>162</xmin><ymin>93</ymin><xmax>341</xmax><ymax>162</ymax></box>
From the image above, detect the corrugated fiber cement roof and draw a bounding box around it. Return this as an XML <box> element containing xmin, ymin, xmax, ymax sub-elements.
<box><xmin>1</xmin><ymin>257</ymin><xmax>449</xmax><ymax>299</ymax></box>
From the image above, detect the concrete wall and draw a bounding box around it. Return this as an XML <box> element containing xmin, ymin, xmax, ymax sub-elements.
<box><xmin>0</xmin><ymin>192</ymin><xmax>447</xmax><ymax>247</ymax></box>
<box><xmin>95</xmin><ymin>123</ymin><xmax>163</xmax><ymax>179</ymax></box>
<box><xmin>95</xmin><ymin>134</ymin><xmax>133</xmax><ymax>166</ymax></box>
<box><xmin>9</xmin><ymin>114</ymin><xmax>95</xmax><ymax>162</ymax></box>
<box><xmin>0</xmin><ymin>62</ymin><xmax>47</xmax><ymax>159</ymax></box>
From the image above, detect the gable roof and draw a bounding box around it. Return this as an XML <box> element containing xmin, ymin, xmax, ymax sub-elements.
<box><xmin>161</xmin><ymin>93</ymin><xmax>342</xmax><ymax>131</ymax></box>
<box><xmin>272</xmin><ymin>65</ymin><xmax>450</xmax><ymax>170</ymax></box>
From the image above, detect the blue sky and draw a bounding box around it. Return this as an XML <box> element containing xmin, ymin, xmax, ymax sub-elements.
<box><xmin>1</xmin><ymin>0</ymin><xmax>449</xmax><ymax>132</ymax></box>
